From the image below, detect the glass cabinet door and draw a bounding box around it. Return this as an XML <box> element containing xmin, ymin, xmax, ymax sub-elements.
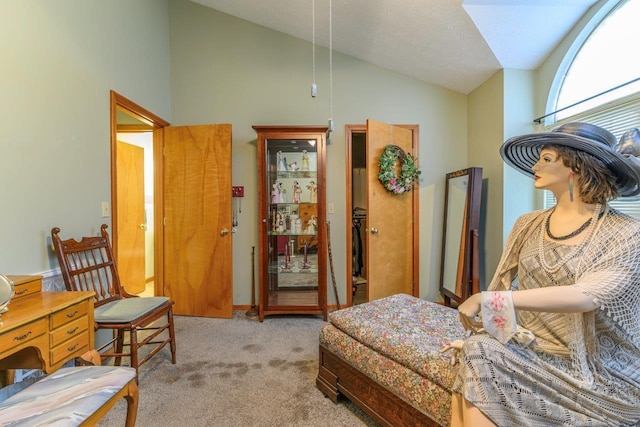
<box><xmin>254</xmin><ymin>126</ymin><xmax>327</xmax><ymax>321</ymax></box>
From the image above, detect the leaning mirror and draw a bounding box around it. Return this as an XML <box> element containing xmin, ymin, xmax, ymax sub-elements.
<box><xmin>0</xmin><ymin>274</ymin><xmax>15</xmax><ymax>315</ymax></box>
<box><xmin>439</xmin><ymin>167</ymin><xmax>482</xmax><ymax>306</ymax></box>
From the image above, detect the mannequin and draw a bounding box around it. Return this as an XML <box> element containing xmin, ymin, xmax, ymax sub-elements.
<box><xmin>443</xmin><ymin>124</ymin><xmax>640</xmax><ymax>426</ymax></box>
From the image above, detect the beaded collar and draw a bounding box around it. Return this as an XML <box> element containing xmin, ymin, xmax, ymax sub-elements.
<box><xmin>545</xmin><ymin>208</ymin><xmax>605</xmax><ymax>241</ymax></box>
<box><xmin>539</xmin><ymin>204</ymin><xmax>604</xmax><ymax>274</ymax></box>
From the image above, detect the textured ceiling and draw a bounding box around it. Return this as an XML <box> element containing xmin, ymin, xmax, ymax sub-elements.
<box><xmin>191</xmin><ymin>0</ymin><xmax>598</xmax><ymax>94</ymax></box>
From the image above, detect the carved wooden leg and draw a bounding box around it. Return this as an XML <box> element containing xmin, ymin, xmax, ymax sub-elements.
<box><xmin>124</xmin><ymin>378</ymin><xmax>139</xmax><ymax>427</ymax></box>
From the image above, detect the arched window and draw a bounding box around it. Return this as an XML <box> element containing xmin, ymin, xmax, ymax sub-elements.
<box><xmin>555</xmin><ymin>0</ymin><xmax>640</xmax><ymax>120</ymax></box>
<box><xmin>543</xmin><ymin>0</ymin><xmax>640</xmax><ymax>216</ymax></box>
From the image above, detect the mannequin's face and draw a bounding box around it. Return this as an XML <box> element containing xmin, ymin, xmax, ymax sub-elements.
<box><xmin>532</xmin><ymin>148</ymin><xmax>573</xmax><ymax>193</ymax></box>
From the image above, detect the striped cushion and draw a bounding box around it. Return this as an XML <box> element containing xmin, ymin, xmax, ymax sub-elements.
<box><xmin>0</xmin><ymin>366</ymin><xmax>136</xmax><ymax>426</ymax></box>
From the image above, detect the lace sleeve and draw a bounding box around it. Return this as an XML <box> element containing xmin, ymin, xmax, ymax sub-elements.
<box><xmin>575</xmin><ymin>212</ymin><xmax>640</xmax><ymax>346</ymax></box>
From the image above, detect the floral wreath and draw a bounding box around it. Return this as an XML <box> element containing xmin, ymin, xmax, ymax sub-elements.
<box><xmin>377</xmin><ymin>145</ymin><xmax>421</xmax><ymax>194</ymax></box>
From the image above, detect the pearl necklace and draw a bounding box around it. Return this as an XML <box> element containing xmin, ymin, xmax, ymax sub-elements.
<box><xmin>539</xmin><ymin>204</ymin><xmax>603</xmax><ymax>274</ymax></box>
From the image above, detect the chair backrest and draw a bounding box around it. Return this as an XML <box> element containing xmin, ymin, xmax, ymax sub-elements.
<box><xmin>51</xmin><ymin>225</ymin><xmax>124</xmax><ymax>307</ymax></box>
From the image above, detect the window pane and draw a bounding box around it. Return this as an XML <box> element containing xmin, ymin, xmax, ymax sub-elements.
<box><xmin>556</xmin><ymin>0</ymin><xmax>640</xmax><ymax>119</ymax></box>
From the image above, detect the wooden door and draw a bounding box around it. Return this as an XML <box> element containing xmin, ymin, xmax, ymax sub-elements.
<box><xmin>163</xmin><ymin>124</ymin><xmax>233</xmax><ymax>318</ymax></box>
<box><xmin>116</xmin><ymin>141</ymin><xmax>146</xmax><ymax>294</ymax></box>
<box><xmin>366</xmin><ymin>119</ymin><xmax>416</xmax><ymax>301</ymax></box>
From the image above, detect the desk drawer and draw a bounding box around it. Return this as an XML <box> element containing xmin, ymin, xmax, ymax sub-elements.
<box><xmin>13</xmin><ymin>281</ymin><xmax>41</xmax><ymax>299</ymax></box>
<box><xmin>7</xmin><ymin>275</ymin><xmax>42</xmax><ymax>300</ymax></box>
<box><xmin>50</xmin><ymin>316</ymin><xmax>88</xmax><ymax>347</ymax></box>
<box><xmin>0</xmin><ymin>318</ymin><xmax>47</xmax><ymax>349</ymax></box>
<box><xmin>51</xmin><ymin>332</ymin><xmax>90</xmax><ymax>365</ymax></box>
<box><xmin>51</xmin><ymin>300</ymin><xmax>90</xmax><ymax>329</ymax></box>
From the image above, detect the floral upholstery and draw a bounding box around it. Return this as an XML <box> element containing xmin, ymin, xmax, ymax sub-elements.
<box><xmin>321</xmin><ymin>293</ymin><xmax>467</xmax><ymax>426</ymax></box>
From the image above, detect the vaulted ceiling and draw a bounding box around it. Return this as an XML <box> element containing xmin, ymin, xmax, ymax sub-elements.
<box><xmin>191</xmin><ymin>0</ymin><xmax>598</xmax><ymax>94</ymax></box>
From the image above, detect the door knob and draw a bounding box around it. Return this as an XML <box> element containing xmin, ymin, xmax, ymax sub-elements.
<box><xmin>370</xmin><ymin>227</ymin><xmax>379</xmax><ymax>234</ymax></box>
<box><xmin>220</xmin><ymin>228</ymin><xmax>229</xmax><ymax>236</ymax></box>
<box><xmin>139</xmin><ymin>223</ymin><xmax>147</xmax><ymax>231</ymax></box>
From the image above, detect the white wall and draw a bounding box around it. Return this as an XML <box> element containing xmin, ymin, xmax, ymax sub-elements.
<box><xmin>0</xmin><ymin>0</ymin><xmax>171</xmax><ymax>274</ymax></box>
<box><xmin>168</xmin><ymin>0</ymin><xmax>469</xmax><ymax>304</ymax></box>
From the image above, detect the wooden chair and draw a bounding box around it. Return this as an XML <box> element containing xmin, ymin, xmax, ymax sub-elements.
<box><xmin>51</xmin><ymin>224</ymin><xmax>177</xmax><ymax>379</ymax></box>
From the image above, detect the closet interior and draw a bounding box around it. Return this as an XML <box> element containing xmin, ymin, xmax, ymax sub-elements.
<box><xmin>352</xmin><ymin>132</ymin><xmax>367</xmax><ymax>305</ymax></box>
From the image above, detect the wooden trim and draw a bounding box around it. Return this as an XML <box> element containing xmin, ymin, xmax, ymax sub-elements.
<box><xmin>116</xmin><ymin>124</ymin><xmax>153</xmax><ymax>133</ymax></box>
<box><xmin>109</xmin><ymin>90</ymin><xmax>169</xmax><ymax>297</ymax></box>
<box><xmin>316</xmin><ymin>344</ymin><xmax>439</xmax><ymax>427</ymax></box>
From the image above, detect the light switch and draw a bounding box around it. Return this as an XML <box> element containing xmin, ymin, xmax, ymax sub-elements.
<box><xmin>101</xmin><ymin>202</ymin><xmax>110</xmax><ymax>218</ymax></box>
<box><xmin>328</xmin><ymin>203</ymin><xmax>335</xmax><ymax>214</ymax></box>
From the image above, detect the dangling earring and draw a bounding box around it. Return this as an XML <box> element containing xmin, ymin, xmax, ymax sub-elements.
<box><xmin>568</xmin><ymin>171</ymin><xmax>574</xmax><ymax>202</ymax></box>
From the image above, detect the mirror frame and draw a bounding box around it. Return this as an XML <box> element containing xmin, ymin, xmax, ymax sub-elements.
<box><xmin>439</xmin><ymin>167</ymin><xmax>482</xmax><ymax>306</ymax></box>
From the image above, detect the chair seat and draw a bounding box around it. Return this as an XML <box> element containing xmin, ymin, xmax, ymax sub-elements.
<box><xmin>95</xmin><ymin>296</ymin><xmax>170</xmax><ymax>323</ymax></box>
<box><xmin>0</xmin><ymin>366</ymin><xmax>136</xmax><ymax>426</ymax></box>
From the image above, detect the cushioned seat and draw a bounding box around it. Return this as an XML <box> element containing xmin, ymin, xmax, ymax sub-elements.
<box><xmin>95</xmin><ymin>296</ymin><xmax>171</xmax><ymax>323</ymax></box>
<box><xmin>0</xmin><ymin>366</ymin><xmax>138</xmax><ymax>426</ymax></box>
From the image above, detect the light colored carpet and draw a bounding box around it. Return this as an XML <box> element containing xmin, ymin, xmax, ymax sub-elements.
<box><xmin>99</xmin><ymin>312</ymin><xmax>379</xmax><ymax>427</ymax></box>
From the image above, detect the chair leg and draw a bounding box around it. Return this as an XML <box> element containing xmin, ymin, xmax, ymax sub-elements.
<box><xmin>114</xmin><ymin>330</ymin><xmax>125</xmax><ymax>366</ymax></box>
<box><xmin>124</xmin><ymin>378</ymin><xmax>139</xmax><ymax>427</ymax></box>
<box><xmin>129</xmin><ymin>326</ymin><xmax>139</xmax><ymax>379</ymax></box>
<box><xmin>168</xmin><ymin>308</ymin><xmax>177</xmax><ymax>364</ymax></box>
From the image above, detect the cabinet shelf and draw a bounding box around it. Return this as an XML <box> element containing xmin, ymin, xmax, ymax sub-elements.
<box><xmin>268</xmin><ymin>232</ymin><xmax>317</xmax><ymax>236</ymax></box>
<box><xmin>254</xmin><ymin>125</ymin><xmax>328</xmax><ymax>321</ymax></box>
<box><xmin>270</xmin><ymin>171</ymin><xmax>318</xmax><ymax>179</ymax></box>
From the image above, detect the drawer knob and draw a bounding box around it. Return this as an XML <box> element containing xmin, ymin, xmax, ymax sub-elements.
<box><xmin>66</xmin><ymin>327</ymin><xmax>79</xmax><ymax>335</ymax></box>
<box><xmin>66</xmin><ymin>310</ymin><xmax>79</xmax><ymax>318</ymax></box>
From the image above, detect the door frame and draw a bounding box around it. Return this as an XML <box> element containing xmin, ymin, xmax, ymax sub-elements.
<box><xmin>345</xmin><ymin>124</ymin><xmax>420</xmax><ymax>306</ymax></box>
<box><xmin>110</xmin><ymin>90</ymin><xmax>170</xmax><ymax>296</ymax></box>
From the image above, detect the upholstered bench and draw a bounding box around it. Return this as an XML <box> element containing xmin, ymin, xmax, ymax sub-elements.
<box><xmin>0</xmin><ymin>366</ymin><xmax>138</xmax><ymax>426</ymax></box>
<box><xmin>317</xmin><ymin>293</ymin><xmax>467</xmax><ymax>426</ymax></box>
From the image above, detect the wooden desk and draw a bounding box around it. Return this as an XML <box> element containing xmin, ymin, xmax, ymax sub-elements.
<box><xmin>0</xmin><ymin>276</ymin><xmax>94</xmax><ymax>377</ymax></box>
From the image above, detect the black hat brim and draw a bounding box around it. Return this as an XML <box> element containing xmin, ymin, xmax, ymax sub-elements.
<box><xmin>500</xmin><ymin>132</ymin><xmax>640</xmax><ymax>197</ymax></box>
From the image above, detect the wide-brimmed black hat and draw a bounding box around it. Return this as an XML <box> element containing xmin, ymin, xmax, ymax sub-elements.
<box><xmin>500</xmin><ymin>122</ymin><xmax>640</xmax><ymax>197</ymax></box>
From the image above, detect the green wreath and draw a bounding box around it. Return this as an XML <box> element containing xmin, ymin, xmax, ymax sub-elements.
<box><xmin>377</xmin><ymin>145</ymin><xmax>421</xmax><ymax>194</ymax></box>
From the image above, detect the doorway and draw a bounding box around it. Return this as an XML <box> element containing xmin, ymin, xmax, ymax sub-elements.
<box><xmin>345</xmin><ymin>122</ymin><xmax>420</xmax><ymax>307</ymax></box>
<box><xmin>115</xmin><ymin>130</ymin><xmax>154</xmax><ymax>295</ymax></box>
<box><xmin>110</xmin><ymin>91</ymin><xmax>169</xmax><ymax>297</ymax></box>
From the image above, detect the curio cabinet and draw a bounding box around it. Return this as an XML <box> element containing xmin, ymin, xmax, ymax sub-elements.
<box><xmin>253</xmin><ymin>125</ymin><xmax>328</xmax><ymax>321</ymax></box>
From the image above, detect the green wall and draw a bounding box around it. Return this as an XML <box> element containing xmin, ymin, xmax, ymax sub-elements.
<box><xmin>168</xmin><ymin>0</ymin><xmax>469</xmax><ymax>304</ymax></box>
<box><xmin>1</xmin><ymin>0</ymin><xmax>611</xmax><ymax>307</ymax></box>
<box><xmin>0</xmin><ymin>0</ymin><xmax>171</xmax><ymax>274</ymax></box>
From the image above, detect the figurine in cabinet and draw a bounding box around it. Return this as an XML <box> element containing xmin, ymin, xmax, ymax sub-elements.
<box><xmin>306</xmin><ymin>215</ymin><xmax>317</xmax><ymax>235</ymax></box>
<box><xmin>301</xmin><ymin>150</ymin><xmax>310</xmax><ymax>171</ymax></box>
<box><xmin>292</xmin><ymin>181</ymin><xmax>302</xmax><ymax>203</ymax></box>
<box><xmin>276</xmin><ymin>212</ymin><xmax>285</xmax><ymax>233</ymax></box>
<box><xmin>288</xmin><ymin>161</ymin><xmax>299</xmax><ymax>171</ymax></box>
<box><xmin>277</xmin><ymin>151</ymin><xmax>288</xmax><ymax>172</ymax></box>
<box><xmin>272</xmin><ymin>182</ymin><xmax>281</xmax><ymax>203</ymax></box>
<box><xmin>306</xmin><ymin>180</ymin><xmax>317</xmax><ymax>203</ymax></box>
<box><xmin>279</xmin><ymin>182</ymin><xmax>287</xmax><ymax>203</ymax></box>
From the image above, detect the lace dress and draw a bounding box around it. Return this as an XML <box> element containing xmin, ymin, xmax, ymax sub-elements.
<box><xmin>452</xmin><ymin>208</ymin><xmax>640</xmax><ymax>426</ymax></box>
